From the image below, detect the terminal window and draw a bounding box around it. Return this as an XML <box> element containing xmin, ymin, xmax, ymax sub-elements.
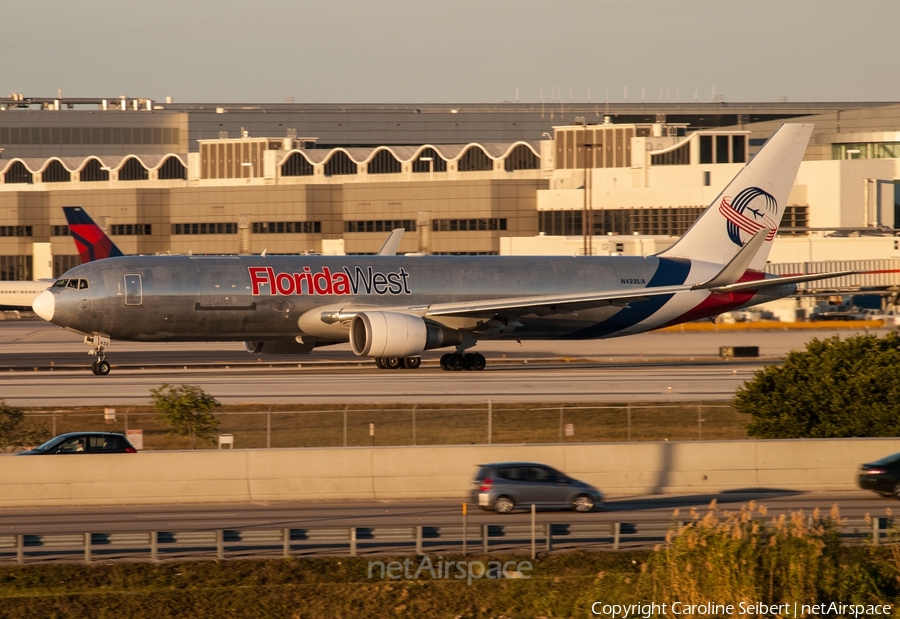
<box><xmin>345</xmin><ymin>220</ymin><xmax>417</xmax><ymax>233</ymax></box>
<box><xmin>253</xmin><ymin>222</ymin><xmax>321</xmax><ymax>234</ymax></box>
<box><xmin>111</xmin><ymin>224</ymin><xmax>152</xmax><ymax>236</ymax></box>
<box><xmin>0</xmin><ymin>226</ymin><xmax>33</xmax><ymax>237</ymax></box>
<box><xmin>172</xmin><ymin>223</ymin><xmax>237</xmax><ymax>235</ymax></box>
<box><xmin>432</xmin><ymin>218</ymin><xmax>506</xmax><ymax>232</ymax></box>
<box><xmin>0</xmin><ymin>255</ymin><xmax>32</xmax><ymax>281</ymax></box>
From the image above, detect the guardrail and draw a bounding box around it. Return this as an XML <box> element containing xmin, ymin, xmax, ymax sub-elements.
<box><xmin>0</xmin><ymin>518</ymin><xmax>886</xmax><ymax>565</ymax></box>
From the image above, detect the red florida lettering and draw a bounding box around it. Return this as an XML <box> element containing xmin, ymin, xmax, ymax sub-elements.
<box><xmin>249</xmin><ymin>267</ymin><xmax>270</xmax><ymax>295</ymax></box>
<box><xmin>275</xmin><ymin>272</ymin><xmax>295</xmax><ymax>295</ymax></box>
<box><xmin>248</xmin><ymin>265</ymin><xmax>411</xmax><ymax>296</ymax></box>
<box><xmin>313</xmin><ymin>267</ymin><xmax>333</xmax><ymax>295</ymax></box>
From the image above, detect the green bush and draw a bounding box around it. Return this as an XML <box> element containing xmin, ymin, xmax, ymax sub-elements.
<box><xmin>735</xmin><ymin>332</ymin><xmax>900</xmax><ymax>438</ymax></box>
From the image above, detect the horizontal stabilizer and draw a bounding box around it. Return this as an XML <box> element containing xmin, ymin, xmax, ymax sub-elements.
<box><xmin>709</xmin><ymin>270</ymin><xmax>856</xmax><ymax>294</ymax></box>
<box><xmin>692</xmin><ymin>228</ymin><xmax>769</xmax><ymax>290</ymax></box>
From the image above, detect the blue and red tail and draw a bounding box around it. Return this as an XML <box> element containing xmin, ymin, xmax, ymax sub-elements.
<box><xmin>63</xmin><ymin>206</ymin><xmax>124</xmax><ymax>263</ymax></box>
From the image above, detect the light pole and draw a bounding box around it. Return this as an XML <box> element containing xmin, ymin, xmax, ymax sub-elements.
<box><xmin>575</xmin><ymin>117</ymin><xmax>593</xmax><ymax>256</ymax></box>
<box><xmin>419</xmin><ymin>156</ymin><xmax>434</xmax><ymax>181</ymax></box>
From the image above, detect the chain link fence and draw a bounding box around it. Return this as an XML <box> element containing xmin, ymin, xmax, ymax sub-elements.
<box><xmin>21</xmin><ymin>403</ymin><xmax>747</xmax><ymax>451</ymax></box>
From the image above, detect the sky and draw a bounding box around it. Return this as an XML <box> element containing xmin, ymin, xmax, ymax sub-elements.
<box><xmin>1</xmin><ymin>0</ymin><xmax>897</xmax><ymax>104</ymax></box>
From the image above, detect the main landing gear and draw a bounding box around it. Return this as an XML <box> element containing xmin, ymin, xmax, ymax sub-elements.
<box><xmin>85</xmin><ymin>334</ymin><xmax>112</xmax><ymax>376</ymax></box>
<box><xmin>440</xmin><ymin>352</ymin><xmax>486</xmax><ymax>372</ymax></box>
<box><xmin>373</xmin><ymin>357</ymin><xmax>422</xmax><ymax>370</ymax></box>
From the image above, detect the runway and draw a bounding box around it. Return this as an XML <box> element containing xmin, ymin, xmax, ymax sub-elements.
<box><xmin>0</xmin><ymin>321</ymin><xmax>887</xmax><ymax>405</ymax></box>
<box><xmin>0</xmin><ymin>363</ymin><xmax>764</xmax><ymax>405</ymax></box>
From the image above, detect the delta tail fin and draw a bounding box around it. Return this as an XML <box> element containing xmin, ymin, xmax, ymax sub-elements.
<box><xmin>658</xmin><ymin>123</ymin><xmax>813</xmax><ymax>270</ymax></box>
<box><xmin>63</xmin><ymin>206</ymin><xmax>124</xmax><ymax>263</ymax></box>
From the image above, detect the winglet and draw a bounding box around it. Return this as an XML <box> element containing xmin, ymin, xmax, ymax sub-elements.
<box><xmin>376</xmin><ymin>228</ymin><xmax>405</xmax><ymax>256</ymax></box>
<box><xmin>692</xmin><ymin>228</ymin><xmax>769</xmax><ymax>290</ymax></box>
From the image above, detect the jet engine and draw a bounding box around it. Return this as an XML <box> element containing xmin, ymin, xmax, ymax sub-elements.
<box><xmin>349</xmin><ymin>312</ymin><xmax>462</xmax><ymax>358</ymax></box>
<box><xmin>244</xmin><ymin>340</ymin><xmax>315</xmax><ymax>355</ymax></box>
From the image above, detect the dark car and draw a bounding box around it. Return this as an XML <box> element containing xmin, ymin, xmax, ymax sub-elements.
<box><xmin>17</xmin><ymin>432</ymin><xmax>137</xmax><ymax>455</ymax></box>
<box><xmin>470</xmin><ymin>462</ymin><xmax>603</xmax><ymax>513</ymax></box>
<box><xmin>858</xmin><ymin>452</ymin><xmax>900</xmax><ymax>498</ymax></box>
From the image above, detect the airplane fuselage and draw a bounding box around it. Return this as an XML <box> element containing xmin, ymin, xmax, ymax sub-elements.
<box><xmin>41</xmin><ymin>254</ymin><xmax>794</xmax><ymax>344</ymax></box>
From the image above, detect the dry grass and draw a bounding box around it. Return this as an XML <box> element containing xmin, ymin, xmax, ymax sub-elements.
<box><xmin>20</xmin><ymin>401</ymin><xmax>748</xmax><ymax>451</ymax></box>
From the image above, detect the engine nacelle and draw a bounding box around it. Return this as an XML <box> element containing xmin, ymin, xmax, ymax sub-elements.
<box><xmin>349</xmin><ymin>312</ymin><xmax>461</xmax><ymax>358</ymax></box>
<box><xmin>244</xmin><ymin>340</ymin><xmax>315</xmax><ymax>355</ymax></box>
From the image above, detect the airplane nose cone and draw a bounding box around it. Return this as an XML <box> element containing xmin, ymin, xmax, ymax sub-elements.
<box><xmin>32</xmin><ymin>290</ymin><xmax>55</xmax><ymax>322</ymax></box>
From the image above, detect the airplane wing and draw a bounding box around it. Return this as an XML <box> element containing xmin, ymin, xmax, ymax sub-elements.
<box><xmin>424</xmin><ymin>285</ymin><xmax>682</xmax><ymax>317</ymax></box>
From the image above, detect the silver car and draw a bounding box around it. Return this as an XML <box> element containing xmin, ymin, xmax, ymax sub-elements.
<box><xmin>471</xmin><ymin>462</ymin><xmax>603</xmax><ymax>513</ymax></box>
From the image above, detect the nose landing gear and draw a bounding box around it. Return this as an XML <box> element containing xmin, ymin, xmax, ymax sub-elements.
<box><xmin>85</xmin><ymin>334</ymin><xmax>112</xmax><ymax>376</ymax></box>
<box><xmin>440</xmin><ymin>352</ymin><xmax>486</xmax><ymax>371</ymax></box>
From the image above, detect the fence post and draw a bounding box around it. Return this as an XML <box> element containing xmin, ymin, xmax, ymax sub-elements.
<box><xmin>216</xmin><ymin>530</ymin><xmax>224</xmax><ymax>560</ymax></box>
<box><xmin>612</xmin><ymin>522</ymin><xmax>621</xmax><ymax>550</ymax></box>
<box><xmin>463</xmin><ymin>503</ymin><xmax>468</xmax><ymax>557</ymax></box>
<box><xmin>412</xmin><ymin>404</ymin><xmax>417</xmax><ymax>446</ymax></box>
<box><xmin>482</xmin><ymin>524</ymin><xmax>489</xmax><ymax>554</ymax></box>
<box><xmin>267</xmin><ymin>405</ymin><xmax>272</xmax><ymax>449</ymax></box>
<box><xmin>151</xmin><ymin>531</ymin><xmax>158</xmax><ymax>561</ymax></box>
<box><xmin>545</xmin><ymin>523</ymin><xmax>552</xmax><ymax>552</ymax></box>
<box><xmin>531</xmin><ymin>503</ymin><xmax>536</xmax><ymax>560</ymax></box>
<box><xmin>626</xmin><ymin>404</ymin><xmax>631</xmax><ymax>442</ymax></box>
<box><xmin>559</xmin><ymin>407</ymin><xmax>563</xmax><ymax>443</ymax></box>
<box><xmin>873</xmin><ymin>517</ymin><xmax>881</xmax><ymax>545</ymax></box>
<box><xmin>84</xmin><ymin>532</ymin><xmax>91</xmax><ymax>564</ymax></box>
<box><xmin>350</xmin><ymin>527</ymin><xmax>357</xmax><ymax>556</ymax></box>
<box><xmin>17</xmin><ymin>534</ymin><xmax>23</xmax><ymax>564</ymax></box>
<box><xmin>698</xmin><ymin>404</ymin><xmax>703</xmax><ymax>440</ymax></box>
<box><xmin>343</xmin><ymin>405</ymin><xmax>349</xmax><ymax>447</ymax></box>
<box><xmin>487</xmin><ymin>399</ymin><xmax>492</xmax><ymax>445</ymax></box>
<box><xmin>415</xmin><ymin>526</ymin><xmax>423</xmax><ymax>555</ymax></box>
<box><xmin>283</xmin><ymin>528</ymin><xmax>291</xmax><ymax>558</ymax></box>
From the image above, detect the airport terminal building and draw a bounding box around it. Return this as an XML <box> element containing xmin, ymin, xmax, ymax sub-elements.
<box><xmin>0</xmin><ymin>96</ymin><xmax>899</xmax><ymax>282</ymax></box>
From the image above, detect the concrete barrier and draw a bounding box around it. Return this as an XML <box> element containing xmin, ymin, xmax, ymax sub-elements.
<box><xmin>3</xmin><ymin>438</ymin><xmax>900</xmax><ymax>507</ymax></box>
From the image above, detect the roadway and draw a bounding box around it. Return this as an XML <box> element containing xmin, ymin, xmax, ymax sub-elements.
<box><xmin>0</xmin><ymin>321</ymin><xmax>888</xmax><ymax>406</ymax></box>
<box><xmin>0</xmin><ymin>492</ymin><xmax>889</xmax><ymax>536</ymax></box>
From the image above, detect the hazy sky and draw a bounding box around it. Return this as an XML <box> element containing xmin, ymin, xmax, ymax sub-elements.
<box><xmin>2</xmin><ymin>0</ymin><xmax>896</xmax><ymax>104</ymax></box>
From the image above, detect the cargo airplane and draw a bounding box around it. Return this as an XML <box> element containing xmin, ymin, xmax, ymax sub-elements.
<box><xmin>33</xmin><ymin>123</ymin><xmax>849</xmax><ymax>375</ymax></box>
<box><xmin>0</xmin><ymin>207</ymin><xmax>122</xmax><ymax>310</ymax></box>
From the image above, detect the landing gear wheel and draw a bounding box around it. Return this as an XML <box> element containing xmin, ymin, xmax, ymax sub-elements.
<box><xmin>466</xmin><ymin>352</ymin><xmax>486</xmax><ymax>371</ymax></box>
<box><xmin>94</xmin><ymin>360</ymin><xmax>111</xmax><ymax>376</ymax></box>
<box><xmin>494</xmin><ymin>496</ymin><xmax>515</xmax><ymax>513</ymax></box>
<box><xmin>374</xmin><ymin>357</ymin><xmax>386</xmax><ymax>369</ymax></box>
<box><xmin>449</xmin><ymin>353</ymin><xmax>466</xmax><ymax>371</ymax></box>
<box><xmin>573</xmin><ymin>494</ymin><xmax>594</xmax><ymax>512</ymax></box>
<box><xmin>440</xmin><ymin>353</ymin><xmax>452</xmax><ymax>371</ymax></box>
<box><xmin>402</xmin><ymin>357</ymin><xmax>421</xmax><ymax>369</ymax></box>
<box><xmin>385</xmin><ymin>357</ymin><xmax>402</xmax><ymax>370</ymax></box>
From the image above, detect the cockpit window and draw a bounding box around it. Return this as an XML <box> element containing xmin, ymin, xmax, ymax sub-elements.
<box><xmin>53</xmin><ymin>279</ymin><xmax>68</xmax><ymax>287</ymax></box>
<box><xmin>79</xmin><ymin>279</ymin><xmax>89</xmax><ymax>289</ymax></box>
<box><xmin>66</xmin><ymin>279</ymin><xmax>79</xmax><ymax>288</ymax></box>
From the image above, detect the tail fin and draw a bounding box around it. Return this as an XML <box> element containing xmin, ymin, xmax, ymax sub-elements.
<box><xmin>63</xmin><ymin>206</ymin><xmax>124</xmax><ymax>263</ymax></box>
<box><xmin>658</xmin><ymin>123</ymin><xmax>813</xmax><ymax>270</ymax></box>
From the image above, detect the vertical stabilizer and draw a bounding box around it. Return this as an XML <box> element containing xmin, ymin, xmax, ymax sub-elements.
<box><xmin>63</xmin><ymin>206</ymin><xmax>124</xmax><ymax>263</ymax></box>
<box><xmin>658</xmin><ymin>123</ymin><xmax>813</xmax><ymax>270</ymax></box>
